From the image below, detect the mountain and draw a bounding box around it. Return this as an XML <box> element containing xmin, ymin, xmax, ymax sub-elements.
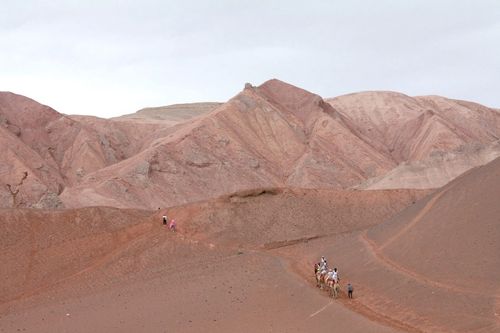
<box><xmin>0</xmin><ymin>92</ymin><xmax>173</xmax><ymax>208</ymax></box>
<box><xmin>328</xmin><ymin>92</ymin><xmax>500</xmax><ymax>189</ymax></box>
<box><xmin>2</xmin><ymin>81</ymin><xmax>500</xmax><ymax>209</ymax></box>
<box><xmin>59</xmin><ymin>80</ymin><xmax>396</xmax><ymax>209</ymax></box>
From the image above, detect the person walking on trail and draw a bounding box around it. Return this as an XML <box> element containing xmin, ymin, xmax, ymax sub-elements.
<box><xmin>162</xmin><ymin>215</ymin><xmax>168</xmax><ymax>225</ymax></box>
<box><xmin>347</xmin><ymin>283</ymin><xmax>353</xmax><ymax>299</ymax></box>
<box><xmin>169</xmin><ymin>219</ymin><xmax>177</xmax><ymax>232</ymax></box>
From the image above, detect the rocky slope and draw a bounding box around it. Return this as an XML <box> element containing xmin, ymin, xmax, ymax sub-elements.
<box><xmin>2</xmin><ymin>80</ymin><xmax>500</xmax><ymax>209</ymax></box>
<box><xmin>0</xmin><ymin>93</ymin><xmax>210</xmax><ymax>208</ymax></box>
<box><xmin>59</xmin><ymin>80</ymin><xmax>397</xmax><ymax>209</ymax></box>
<box><xmin>328</xmin><ymin>92</ymin><xmax>500</xmax><ymax>189</ymax></box>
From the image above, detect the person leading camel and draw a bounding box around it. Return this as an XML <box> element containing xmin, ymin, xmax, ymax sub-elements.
<box><xmin>347</xmin><ymin>283</ymin><xmax>353</xmax><ymax>299</ymax></box>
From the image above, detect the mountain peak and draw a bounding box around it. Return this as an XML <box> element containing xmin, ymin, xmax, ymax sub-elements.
<box><xmin>252</xmin><ymin>79</ymin><xmax>334</xmax><ymax>124</ymax></box>
<box><xmin>258</xmin><ymin>78</ymin><xmax>310</xmax><ymax>95</ymax></box>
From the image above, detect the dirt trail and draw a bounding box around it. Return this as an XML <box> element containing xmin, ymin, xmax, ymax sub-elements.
<box><xmin>361</xmin><ymin>232</ymin><xmax>491</xmax><ymax>297</ymax></box>
<box><xmin>378</xmin><ymin>187</ymin><xmax>449</xmax><ymax>250</ymax></box>
<box><xmin>267</xmin><ymin>236</ymin><xmax>424</xmax><ymax>333</ymax></box>
<box><xmin>267</xmin><ymin>226</ymin><xmax>499</xmax><ymax>333</ymax></box>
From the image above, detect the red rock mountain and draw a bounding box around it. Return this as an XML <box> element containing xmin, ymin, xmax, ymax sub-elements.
<box><xmin>328</xmin><ymin>92</ymin><xmax>500</xmax><ymax>188</ymax></box>
<box><xmin>0</xmin><ymin>92</ymin><xmax>198</xmax><ymax>208</ymax></box>
<box><xmin>59</xmin><ymin>80</ymin><xmax>397</xmax><ymax>209</ymax></box>
<box><xmin>1</xmin><ymin>80</ymin><xmax>500</xmax><ymax>209</ymax></box>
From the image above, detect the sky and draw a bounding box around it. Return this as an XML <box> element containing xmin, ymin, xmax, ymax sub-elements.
<box><xmin>1</xmin><ymin>0</ymin><xmax>499</xmax><ymax>118</ymax></box>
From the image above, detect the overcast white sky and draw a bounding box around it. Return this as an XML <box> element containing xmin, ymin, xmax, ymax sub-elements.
<box><xmin>1</xmin><ymin>1</ymin><xmax>499</xmax><ymax>117</ymax></box>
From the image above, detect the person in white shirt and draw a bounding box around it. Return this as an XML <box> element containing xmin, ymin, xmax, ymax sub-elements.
<box><xmin>332</xmin><ymin>268</ymin><xmax>339</xmax><ymax>282</ymax></box>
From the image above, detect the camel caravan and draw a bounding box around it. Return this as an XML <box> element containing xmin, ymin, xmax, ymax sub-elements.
<box><xmin>314</xmin><ymin>256</ymin><xmax>341</xmax><ymax>298</ymax></box>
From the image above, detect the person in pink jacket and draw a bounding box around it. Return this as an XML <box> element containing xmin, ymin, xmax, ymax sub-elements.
<box><xmin>169</xmin><ymin>219</ymin><xmax>177</xmax><ymax>232</ymax></box>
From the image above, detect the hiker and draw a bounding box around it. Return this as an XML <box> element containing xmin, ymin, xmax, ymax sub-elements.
<box><xmin>347</xmin><ymin>283</ymin><xmax>353</xmax><ymax>299</ymax></box>
<box><xmin>162</xmin><ymin>215</ymin><xmax>168</xmax><ymax>225</ymax></box>
<box><xmin>169</xmin><ymin>219</ymin><xmax>177</xmax><ymax>232</ymax></box>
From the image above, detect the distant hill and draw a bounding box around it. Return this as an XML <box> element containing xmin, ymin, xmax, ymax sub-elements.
<box><xmin>116</xmin><ymin>102</ymin><xmax>221</xmax><ymax>123</ymax></box>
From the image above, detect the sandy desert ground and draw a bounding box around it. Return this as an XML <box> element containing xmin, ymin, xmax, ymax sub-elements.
<box><xmin>0</xmin><ymin>188</ymin><xmax>425</xmax><ymax>332</ymax></box>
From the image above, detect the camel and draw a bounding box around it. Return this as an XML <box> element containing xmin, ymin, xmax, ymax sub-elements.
<box><xmin>322</xmin><ymin>273</ymin><xmax>341</xmax><ymax>298</ymax></box>
<box><xmin>314</xmin><ymin>261</ymin><xmax>341</xmax><ymax>299</ymax></box>
<box><xmin>316</xmin><ymin>270</ymin><xmax>328</xmax><ymax>289</ymax></box>
<box><xmin>330</xmin><ymin>281</ymin><xmax>340</xmax><ymax>298</ymax></box>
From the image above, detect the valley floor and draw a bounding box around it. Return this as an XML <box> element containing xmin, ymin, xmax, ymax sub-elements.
<box><xmin>0</xmin><ymin>230</ymin><xmax>402</xmax><ymax>333</ymax></box>
<box><xmin>1</xmin><ymin>186</ymin><xmax>498</xmax><ymax>332</ymax></box>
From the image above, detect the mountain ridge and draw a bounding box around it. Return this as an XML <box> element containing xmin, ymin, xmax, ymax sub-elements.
<box><xmin>2</xmin><ymin>80</ymin><xmax>500</xmax><ymax>208</ymax></box>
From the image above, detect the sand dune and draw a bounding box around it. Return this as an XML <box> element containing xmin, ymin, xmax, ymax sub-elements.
<box><xmin>295</xmin><ymin>156</ymin><xmax>500</xmax><ymax>332</ymax></box>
